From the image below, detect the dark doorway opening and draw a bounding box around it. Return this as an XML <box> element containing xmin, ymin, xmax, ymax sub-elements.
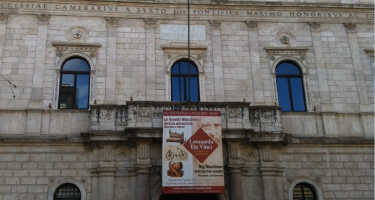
<box><xmin>160</xmin><ymin>194</ymin><xmax>220</xmax><ymax>200</ymax></box>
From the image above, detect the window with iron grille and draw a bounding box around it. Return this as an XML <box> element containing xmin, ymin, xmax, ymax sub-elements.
<box><xmin>276</xmin><ymin>61</ymin><xmax>306</xmax><ymax>112</ymax></box>
<box><xmin>58</xmin><ymin>57</ymin><xmax>90</xmax><ymax>109</ymax></box>
<box><xmin>293</xmin><ymin>183</ymin><xmax>317</xmax><ymax>200</ymax></box>
<box><xmin>54</xmin><ymin>183</ymin><xmax>81</xmax><ymax>200</ymax></box>
<box><xmin>171</xmin><ymin>59</ymin><xmax>200</xmax><ymax>102</ymax></box>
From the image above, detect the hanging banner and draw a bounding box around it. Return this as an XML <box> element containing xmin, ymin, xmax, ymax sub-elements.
<box><xmin>162</xmin><ymin>111</ymin><xmax>224</xmax><ymax>194</ymax></box>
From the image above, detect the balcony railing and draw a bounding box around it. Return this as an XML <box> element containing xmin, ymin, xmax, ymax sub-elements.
<box><xmin>89</xmin><ymin>101</ymin><xmax>282</xmax><ymax>134</ymax></box>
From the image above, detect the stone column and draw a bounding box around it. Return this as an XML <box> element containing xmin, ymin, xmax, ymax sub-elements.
<box><xmin>136</xmin><ymin>140</ymin><xmax>152</xmax><ymax>200</ymax></box>
<box><xmin>245</xmin><ymin>21</ymin><xmax>264</xmax><ymax>104</ymax></box>
<box><xmin>105</xmin><ymin>17</ymin><xmax>120</xmax><ymax>104</ymax></box>
<box><xmin>209</xmin><ymin>20</ymin><xmax>225</xmax><ymax>101</ymax></box>
<box><xmin>30</xmin><ymin>14</ymin><xmax>50</xmax><ymax>108</ymax></box>
<box><xmin>344</xmin><ymin>23</ymin><xmax>370</xmax><ymax>111</ymax></box>
<box><xmin>144</xmin><ymin>19</ymin><xmax>157</xmax><ymax>100</ymax></box>
<box><xmin>227</xmin><ymin>142</ymin><xmax>243</xmax><ymax>200</ymax></box>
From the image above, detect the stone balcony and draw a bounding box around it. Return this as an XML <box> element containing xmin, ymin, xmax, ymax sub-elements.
<box><xmin>88</xmin><ymin>101</ymin><xmax>284</xmax><ymax>142</ymax></box>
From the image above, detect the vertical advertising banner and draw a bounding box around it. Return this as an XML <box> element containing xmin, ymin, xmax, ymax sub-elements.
<box><xmin>162</xmin><ymin>111</ymin><xmax>224</xmax><ymax>194</ymax></box>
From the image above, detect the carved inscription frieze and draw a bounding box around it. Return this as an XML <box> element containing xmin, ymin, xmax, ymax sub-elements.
<box><xmin>0</xmin><ymin>1</ymin><xmax>372</xmax><ymax>23</ymax></box>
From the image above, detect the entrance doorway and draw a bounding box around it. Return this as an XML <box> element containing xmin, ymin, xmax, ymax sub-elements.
<box><xmin>159</xmin><ymin>194</ymin><xmax>220</xmax><ymax>200</ymax></box>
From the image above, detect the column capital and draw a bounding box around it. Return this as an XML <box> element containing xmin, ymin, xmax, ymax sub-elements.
<box><xmin>144</xmin><ymin>18</ymin><xmax>157</xmax><ymax>29</ymax></box>
<box><xmin>36</xmin><ymin>14</ymin><xmax>51</xmax><ymax>25</ymax></box>
<box><xmin>343</xmin><ymin>23</ymin><xmax>356</xmax><ymax>33</ymax></box>
<box><xmin>0</xmin><ymin>13</ymin><xmax>8</xmax><ymax>23</ymax></box>
<box><xmin>245</xmin><ymin>21</ymin><xmax>258</xmax><ymax>29</ymax></box>
<box><xmin>105</xmin><ymin>17</ymin><xmax>121</xmax><ymax>28</ymax></box>
<box><xmin>308</xmin><ymin>22</ymin><xmax>320</xmax><ymax>31</ymax></box>
<box><xmin>209</xmin><ymin>20</ymin><xmax>221</xmax><ymax>29</ymax></box>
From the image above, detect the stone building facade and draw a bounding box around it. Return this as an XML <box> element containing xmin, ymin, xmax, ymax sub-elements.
<box><xmin>0</xmin><ymin>0</ymin><xmax>373</xmax><ymax>200</ymax></box>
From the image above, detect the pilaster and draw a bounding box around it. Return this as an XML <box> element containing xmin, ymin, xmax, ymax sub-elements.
<box><xmin>30</xmin><ymin>14</ymin><xmax>50</xmax><ymax>108</ymax></box>
<box><xmin>245</xmin><ymin>21</ymin><xmax>264</xmax><ymax>104</ymax></box>
<box><xmin>136</xmin><ymin>140</ymin><xmax>152</xmax><ymax>200</ymax></box>
<box><xmin>105</xmin><ymin>17</ymin><xmax>120</xmax><ymax>104</ymax></box>
<box><xmin>144</xmin><ymin>19</ymin><xmax>157</xmax><ymax>101</ymax></box>
<box><xmin>309</xmin><ymin>22</ymin><xmax>329</xmax><ymax>111</ymax></box>
<box><xmin>258</xmin><ymin>148</ymin><xmax>283</xmax><ymax>200</ymax></box>
<box><xmin>227</xmin><ymin>142</ymin><xmax>244</xmax><ymax>200</ymax></box>
<box><xmin>209</xmin><ymin>20</ymin><xmax>225</xmax><ymax>101</ymax></box>
<box><xmin>344</xmin><ymin>23</ymin><xmax>370</xmax><ymax>112</ymax></box>
<box><xmin>0</xmin><ymin>14</ymin><xmax>8</xmax><ymax>74</ymax></box>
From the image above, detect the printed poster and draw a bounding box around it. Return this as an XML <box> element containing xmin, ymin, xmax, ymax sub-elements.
<box><xmin>162</xmin><ymin>111</ymin><xmax>224</xmax><ymax>194</ymax></box>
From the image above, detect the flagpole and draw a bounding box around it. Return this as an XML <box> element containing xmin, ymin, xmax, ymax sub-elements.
<box><xmin>187</xmin><ymin>0</ymin><xmax>190</xmax><ymax>61</ymax></box>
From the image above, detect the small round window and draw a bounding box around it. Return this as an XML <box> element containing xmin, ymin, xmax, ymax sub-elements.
<box><xmin>293</xmin><ymin>182</ymin><xmax>317</xmax><ymax>200</ymax></box>
<box><xmin>54</xmin><ymin>183</ymin><xmax>81</xmax><ymax>200</ymax></box>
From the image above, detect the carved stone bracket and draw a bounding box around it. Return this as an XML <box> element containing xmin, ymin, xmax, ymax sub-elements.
<box><xmin>52</xmin><ymin>41</ymin><xmax>101</xmax><ymax>58</ymax></box>
<box><xmin>264</xmin><ymin>46</ymin><xmax>310</xmax><ymax>61</ymax></box>
<box><xmin>227</xmin><ymin>142</ymin><xmax>243</xmax><ymax>167</ymax></box>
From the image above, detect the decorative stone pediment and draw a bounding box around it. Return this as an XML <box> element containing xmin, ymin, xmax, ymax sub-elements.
<box><xmin>52</xmin><ymin>41</ymin><xmax>101</xmax><ymax>58</ymax></box>
<box><xmin>161</xmin><ymin>42</ymin><xmax>207</xmax><ymax>72</ymax></box>
<box><xmin>264</xmin><ymin>46</ymin><xmax>310</xmax><ymax>61</ymax></box>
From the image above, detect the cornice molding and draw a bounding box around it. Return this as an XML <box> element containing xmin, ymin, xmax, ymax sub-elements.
<box><xmin>264</xmin><ymin>46</ymin><xmax>310</xmax><ymax>60</ymax></box>
<box><xmin>52</xmin><ymin>41</ymin><xmax>102</xmax><ymax>58</ymax></box>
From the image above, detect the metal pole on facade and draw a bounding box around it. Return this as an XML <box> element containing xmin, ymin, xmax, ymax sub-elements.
<box><xmin>187</xmin><ymin>0</ymin><xmax>190</xmax><ymax>61</ymax></box>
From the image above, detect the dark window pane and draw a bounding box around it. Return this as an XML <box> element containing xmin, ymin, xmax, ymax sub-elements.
<box><xmin>188</xmin><ymin>77</ymin><xmax>199</xmax><ymax>102</ymax></box>
<box><xmin>60</xmin><ymin>74</ymin><xmax>75</xmax><ymax>109</ymax></box>
<box><xmin>59</xmin><ymin>87</ymin><xmax>75</xmax><ymax>109</ymax></box>
<box><xmin>290</xmin><ymin>77</ymin><xmax>306</xmax><ymax>111</ymax></box>
<box><xmin>76</xmin><ymin>75</ymin><xmax>89</xmax><ymax>109</ymax></box>
<box><xmin>276</xmin><ymin>62</ymin><xmax>301</xmax><ymax>75</ymax></box>
<box><xmin>54</xmin><ymin>183</ymin><xmax>81</xmax><ymax>200</ymax></box>
<box><xmin>61</xmin><ymin>74</ymin><xmax>74</xmax><ymax>87</ymax></box>
<box><xmin>62</xmin><ymin>58</ymin><xmax>90</xmax><ymax>72</ymax></box>
<box><xmin>171</xmin><ymin>60</ymin><xmax>200</xmax><ymax>102</ymax></box>
<box><xmin>293</xmin><ymin>183</ymin><xmax>316</xmax><ymax>200</ymax></box>
<box><xmin>276</xmin><ymin>77</ymin><xmax>291</xmax><ymax>111</ymax></box>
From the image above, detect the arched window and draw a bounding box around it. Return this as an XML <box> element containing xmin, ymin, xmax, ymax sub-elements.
<box><xmin>58</xmin><ymin>57</ymin><xmax>90</xmax><ymax>109</ymax></box>
<box><xmin>54</xmin><ymin>183</ymin><xmax>81</xmax><ymax>200</ymax></box>
<box><xmin>171</xmin><ymin>59</ymin><xmax>200</xmax><ymax>102</ymax></box>
<box><xmin>292</xmin><ymin>183</ymin><xmax>317</xmax><ymax>200</ymax></box>
<box><xmin>276</xmin><ymin>61</ymin><xmax>306</xmax><ymax>111</ymax></box>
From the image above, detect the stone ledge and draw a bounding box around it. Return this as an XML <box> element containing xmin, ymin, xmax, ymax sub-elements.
<box><xmin>286</xmin><ymin>135</ymin><xmax>374</xmax><ymax>144</ymax></box>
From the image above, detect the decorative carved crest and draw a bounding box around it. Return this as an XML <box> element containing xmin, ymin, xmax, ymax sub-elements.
<box><xmin>66</xmin><ymin>26</ymin><xmax>89</xmax><ymax>41</ymax></box>
<box><xmin>52</xmin><ymin>41</ymin><xmax>101</xmax><ymax>58</ymax></box>
<box><xmin>264</xmin><ymin>47</ymin><xmax>310</xmax><ymax>61</ymax></box>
